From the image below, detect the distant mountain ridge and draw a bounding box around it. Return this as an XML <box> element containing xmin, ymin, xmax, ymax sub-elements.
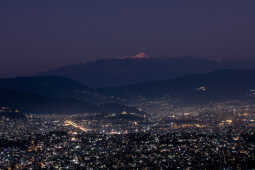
<box><xmin>39</xmin><ymin>56</ymin><xmax>223</xmax><ymax>87</ymax></box>
<box><xmin>1</xmin><ymin>69</ymin><xmax>255</xmax><ymax>115</ymax></box>
<box><xmin>39</xmin><ymin>55</ymin><xmax>255</xmax><ymax>88</ymax></box>
<box><xmin>100</xmin><ymin>69</ymin><xmax>255</xmax><ymax>104</ymax></box>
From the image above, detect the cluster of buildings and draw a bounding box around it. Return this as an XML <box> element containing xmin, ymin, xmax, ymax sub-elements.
<box><xmin>0</xmin><ymin>126</ymin><xmax>255</xmax><ymax>169</ymax></box>
<box><xmin>0</xmin><ymin>102</ymin><xmax>255</xmax><ymax>169</ymax></box>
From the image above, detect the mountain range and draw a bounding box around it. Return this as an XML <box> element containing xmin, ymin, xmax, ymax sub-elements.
<box><xmin>40</xmin><ymin>55</ymin><xmax>255</xmax><ymax>88</ymax></box>
<box><xmin>1</xmin><ymin>55</ymin><xmax>255</xmax><ymax>115</ymax></box>
<box><xmin>100</xmin><ymin>69</ymin><xmax>255</xmax><ymax>104</ymax></box>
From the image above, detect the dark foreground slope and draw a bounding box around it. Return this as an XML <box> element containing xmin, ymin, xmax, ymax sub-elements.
<box><xmin>0</xmin><ymin>76</ymin><xmax>103</xmax><ymax>103</ymax></box>
<box><xmin>0</xmin><ymin>88</ymin><xmax>147</xmax><ymax>117</ymax></box>
<box><xmin>0</xmin><ymin>88</ymin><xmax>98</xmax><ymax>114</ymax></box>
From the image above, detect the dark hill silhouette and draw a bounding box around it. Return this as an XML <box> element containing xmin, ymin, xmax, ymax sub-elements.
<box><xmin>0</xmin><ymin>88</ymin><xmax>146</xmax><ymax>115</ymax></box>
<box><xmin>40</xmin><ymin>56</ymin><xmax>255</xmax><ymax>88</ymax></box>
<box><xmin>0</xmin><ymin>76</ymin><xmax>104</xmax><ymax>103</ymax></box>
<box><xmin>100</xmin><ymin>69</ymin><xmax>255</xmax><ymax>104</ymax></box>
<box><xmin>40</xmin><ymin>56</ymin><xmax>225</xmax><ymax>87</ymax></box>
<box><xmin>0</xmin><ymin>88</ymin><xmax>98</xmax><ymax>114</ymax></box>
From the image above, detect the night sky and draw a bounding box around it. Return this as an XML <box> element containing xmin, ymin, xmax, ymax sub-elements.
<box><xmin>1</xmin><ymin>0</ymin><xmax>255</xmax><ymax>77</ymax></box>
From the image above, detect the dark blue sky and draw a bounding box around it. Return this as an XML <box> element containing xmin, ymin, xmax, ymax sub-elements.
<box><xmin>1</xmin><ymin>0</ymin><xmax>255</xmax><ymax>77</ymax></box>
